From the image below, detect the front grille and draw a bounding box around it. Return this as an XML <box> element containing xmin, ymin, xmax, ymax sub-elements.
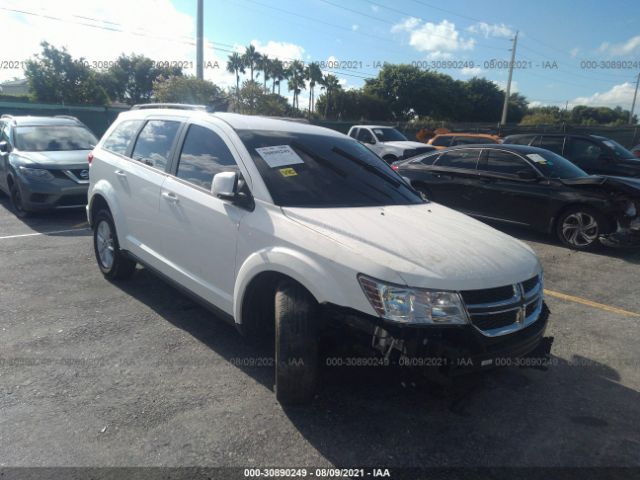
<box><xmin>461</xmin><ymin>275</ymin><xmax>543</xmax><ymax>337</ymax></box>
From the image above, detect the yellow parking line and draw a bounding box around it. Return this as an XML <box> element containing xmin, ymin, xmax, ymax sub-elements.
<box><xmin>544</xmin><ymin>289</ymin><xmax>640</xmax><ymax>318</ymax></box>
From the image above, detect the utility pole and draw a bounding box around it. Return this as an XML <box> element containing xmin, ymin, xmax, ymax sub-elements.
<box><xmin>629</xmin><ymin>72</ymin><xmax>639</xmax><ymax>124</ymax></box>
<box><xmin>196</xmin><ymin>0</ymin><xmax>203</xmax><ymax>80</ymax></box>
<box><xmin>500</xmin><ymin>30</ymin><xmax>518</xmax><ymax>126</ymax></box>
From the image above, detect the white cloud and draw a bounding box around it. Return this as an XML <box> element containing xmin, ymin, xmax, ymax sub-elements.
<box><xmin>570</xmin><ymin>82</ymin><xmax>636</xmax><ymax>108</ymax></box>
<box><xmin>493</xmin><ymin>80</ymin><xmax>519</xmax><ymax>93</ymax></box>
<box><xmin>391</xmin><ymin>18</ymin><xmax>475</xmax><ymax>57</ymax></box>
<box><xmin>466</xmin><ymin>22</ymin><xmax>513</xmax><ymax>39</ymax></box>
<box><xmin>370</xmin><ymin>4</ymin><xmax>380</xmax><ymax>12</ymax></box>
<box><xmin>460</xmin><ymin>66</ymin><xmax>483</xmax><ymax>76</ymax></box>
<box><xmin>0</xmin><ymin>0</ymin><xmax>236</xmax><ymax>87</ymax></box>
<box><xmin>570</xmin><ymin>47</ymin><xmax>580</xmax><ymax>58</ymax></box>
<box><xmin>598</xmin><ymin>35</ymin><xmax>640</xmax><ymax>56</ymax></box>
<box><xmin>249</xmin><ymin>40</ymin><xmax>305</xmax><ymax>62</ymax></box>
<box><xmin>352</xmin><ymin>24</ymin><xmax>359</xmax><ymax>31</ymax></box>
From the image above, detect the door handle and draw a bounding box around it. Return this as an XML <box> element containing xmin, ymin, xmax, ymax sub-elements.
<box><xmin>162</xmin><ymin>191</ymin><xmax>179</xmax><ymax>203</ymax></box>
<box><xmin>114</xmin><ymin>170</ymin><xmax>126</xmax><ymax>177</ymax></box>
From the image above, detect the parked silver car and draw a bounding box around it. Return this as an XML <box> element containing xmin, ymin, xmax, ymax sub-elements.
<box><xmin>0</xmin><ymin>114</ymin><xmax>97</xmax><ymax>217</ymax></box>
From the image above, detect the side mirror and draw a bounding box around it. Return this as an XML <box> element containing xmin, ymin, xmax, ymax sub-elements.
<box><xmin>517</xmin><ymin>170</ymin><xmax>539</xmax><ymax>181</ymax></box>
<box><xmin>0</xmin><ymin>141</ymin><xmax>9</xmax><ymax>154</ymax></box>
<box><xmin>211</xmin><ymin>171</ymin><xmax>238</xmax><ymax>200</ymax></box>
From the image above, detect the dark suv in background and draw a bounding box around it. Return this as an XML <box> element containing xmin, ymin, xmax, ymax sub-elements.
<box><xmin>0</xmin><ymin>115</ymin><xmax>97</xmax><ymax>217</ymax></box>
<box><xmin>503</xmin><ymin>133</ymin><xmax>640</xmax><ymax>177</ymax></box>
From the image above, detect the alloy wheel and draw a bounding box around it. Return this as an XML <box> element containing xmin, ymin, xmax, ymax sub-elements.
<box><xmin>561</xmin><ymin>212</ymin><xmax>599</xmax><ymax>247</ymax></box>
<box><xmin>95</xmin><ymin>220</ymin><xmax>115</xmax><ymax>269</ymax></box>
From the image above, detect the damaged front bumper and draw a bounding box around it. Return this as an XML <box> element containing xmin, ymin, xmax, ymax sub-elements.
<box><xmin>600</xmin><ymin>217</ymin><xmax>640</xmax><ymax>247</ymax></box>
<box><xmin>322</xmin><ymin>302</ymin><xmax>553</xmax><ymax>376</ymax></box>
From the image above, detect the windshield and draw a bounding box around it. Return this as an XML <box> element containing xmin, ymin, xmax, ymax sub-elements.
<box><xmin>238</xmin><ymin>130</ymin><xmax>423</xmax><ymax>207</ymax></box>
<box><xmin>15</xmin><ymin>125</ymin><xmax>97</xmax><ymax>152</ymax></box>
<box><xmin>524</xmin><ymin>150</ymin><xmax>588</xmax><ymax>179</ymax></box>
<box><xmin>372</xmin><ymin>128</ymin><xmax>408</xmax><ymax>142</ymax></box>
<box><xmin>595</xmin><ymin>137</ymin><xmax>636</xmax><ymax>160</ymax></box>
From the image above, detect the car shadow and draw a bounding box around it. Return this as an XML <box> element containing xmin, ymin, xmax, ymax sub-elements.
<box><xmin>113</xmin><ymin>267</ymin><xmax>640</xmax><ymax>467</ymax></box>
<box><xmin>0</xmin><ymin>195</ymin><xmax>90</xmax><ymax>237</ymax></box>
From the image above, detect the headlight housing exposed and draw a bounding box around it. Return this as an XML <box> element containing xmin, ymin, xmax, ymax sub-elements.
<box><xmin>18</xmin><ymin>166</ymin><xmax>54</xmax><ymax>181</ymax></box>
<box><xmin>358</xmin><ymin>274</ymin><xmax>468</xmax><ymax>325</ymax></box>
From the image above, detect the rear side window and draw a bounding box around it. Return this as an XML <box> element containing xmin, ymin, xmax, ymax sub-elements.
<box><xmin>435</xmin><ymin>149</ymin><xmax>480</xmax><ymax>169</ymax></box>
<box><xmin>536</xmin><ymin>135</ymin><xmax>565</xmax><ymax>155</ymax></box>
<box><xmin>431</xmin><ymin>136</ymin><xmax>452</xmax><ymax>147</ymax></box>
<box><xmin>176</xmin><ymin>124</ymin><xmax>238</xmax><ymax>190</ymax></box>
<box><xmin>131</xmin><ymin>120</ymin><xmax>181</xmax><ymax>171</ymax></box>
<box><xmin>102</xmin><ymin>120</ymin><xmax>144</xmax><ymax>155</ymax></box>
<box><xmin>357</xmin><ymin>129</ymin><xmax>375</xmax><ymax>143</ymax></box>
<box><xmin>506</xmin><ymin>135</ymin><xmax>535</xmax><ymax>146</ymax></box>
<box><xmin>480</xmin><ymin>150</ymin><xmax>534</xmax><ymax>176</ymax></box>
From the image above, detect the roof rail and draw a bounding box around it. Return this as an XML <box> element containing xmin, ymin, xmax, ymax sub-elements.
<box><xmin>1</xmin><ymin>114</ymin><xmax>14</xmax><ymax>119</ymax></box>
<box><xmin>131</xmin><ymin>103</ymin><xmax>208</xmax><ymax>111</ymax></box>
<box><xmin>54</xmin><ymin>115</ymin><xmax>81</xmax><ymax>122</ymax></box>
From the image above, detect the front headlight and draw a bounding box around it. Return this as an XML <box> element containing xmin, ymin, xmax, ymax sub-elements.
<box><xmin>358</xmin><ymin>274</ymin><xmax>468</xmax><ymax>325</ymax></box>
<box><xmin>18</xmin><ymin>166</ymin><xmax>54</xmax><ymax>181</ymax></box>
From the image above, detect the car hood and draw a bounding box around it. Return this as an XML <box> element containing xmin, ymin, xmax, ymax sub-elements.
<box><xmin>13</xmin><ymin>150</ymin><xmax>90</xmax><ymax>168</ymax></box>
<box><xmin>282</xmin><ymin>203</ymin><xmax>540</xmax><ymax>291</ymax></box>
<box><xmin>382</xmin><ymin>141</ymin><xmax>428</xmax><ymax>149</ymax></box>
<box><xmin>562</xmin><ymin>175</ymin><xmax>640</xmax><ymax>196</ymax></box>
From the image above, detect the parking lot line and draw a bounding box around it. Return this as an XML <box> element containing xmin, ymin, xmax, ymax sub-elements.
<box><xmin>544</xmin><ymin>288</ymin><xmax>640</xmax><ymax>318</ymax></box>
<box><xmin>0</xmin><ymin>227</ymin><xmax>90</xmax><ymax>240</ymax></box>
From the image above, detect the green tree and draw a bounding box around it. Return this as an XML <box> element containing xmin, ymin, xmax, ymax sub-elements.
<box><xmin>226</xmin><ymin>52</ymin><xmax>245</xmax><ymax>109</ymax></box>
<box><xmin>270</xmin><ymin>59</ymin><xmax>285</xmax><ymax>94</ymax></box>
<box><xmin>306</xmin><ymin>62</ymin><xmax>322</xmax><ymax>117</ymax></box>
<box><xmin>286</xmin><ymin>60</ymin><xmax>305</xmax><ymax>110</ymax></box>
<box><xmin>320</xmin><ymin>73</ymin><xmax>341</xmax><ymax>118</ymax></box>
<box><xmin>152</xmin><ymin>75</ymin><xmax>227</xmax><ymax>110</ymax></box>
<box><xmin>104</xmin><ymin>53</ymin><xmax>183</xmax><ymax>105</ymax></box>
<box><xmin>257</xmin><ymin>54</ymin><xmax>271</xmax><ymax>91</ymax></box>
<box><xmin>242</xmin><ymin>45</ymin><xmax>260</xmax><ymax>82</ymax></box>
<box><xmin>24</xmin><ymin>42</ymin><xmax>109</xmax><ymax>105</ymax></box>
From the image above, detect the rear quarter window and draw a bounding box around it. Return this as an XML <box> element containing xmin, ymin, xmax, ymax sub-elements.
<box><xmin>102</xmin><ymin>120</ymin><xmax>144</xmax><ymax>156</ymax></box>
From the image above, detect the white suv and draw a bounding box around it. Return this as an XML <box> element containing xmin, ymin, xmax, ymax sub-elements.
<box><xmin>87</xmin><ymin>104</ymin><xmax>550</xmax><ymax>404</ymax></box>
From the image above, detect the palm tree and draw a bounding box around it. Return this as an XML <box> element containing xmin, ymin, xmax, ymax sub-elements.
<box><xmin>321</xmin><ymin>73</ymin><xmax>341</xmax><ymax>118</ymax></box>
<box><xmin>257</xmin><ymin>54</ymin><xmax>271</xmax><ymax>92</ymax></box>
<box><xmin>287</xmin><ymin>60</ymin><xmax>305</xmax><ymax>110</ymax></box>
<box><xmin>242</xmin><ymin>44</ymin><xmax>260</xmax><ymax>82</ymax></box>
<box><xmin>226</xmin><ymin>52</ymin><xmax>245</xmax><ymax>109</ymax></box>
<box><xmin>306</xmin><ymin>62</ymin><xmax>322</xmax><ymax>117</ymax></box>
<box><xmin>271</xmin><ymin>59</ymin><xmax>285</xmax><ymax>94</ymax></box>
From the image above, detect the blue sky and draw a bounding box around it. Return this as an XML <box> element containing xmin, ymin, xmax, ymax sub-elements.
<box><xmin>172</xmin><ymin>0</ymin><xmax>640</xmax><ymax>109</ymax></box>
<box><xmin>1</xmin><ymin>0</ymin><xmax>639</xmax><ymax>110</ymax></box>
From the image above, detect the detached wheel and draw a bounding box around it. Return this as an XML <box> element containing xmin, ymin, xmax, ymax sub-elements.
<box><xmin>556</xmin><ymin>207</ymin><xmax>605</xmax><ymax>250</ymax></box>
<box><xmin>93</xmin><ymin>209</ymin><xmax>136</xmax><ymax>280</ymax></box>
<box><xmin>9</xmin><ymin>181</ymin><xmax>30</xmax><ymax>218</ymax></box>
<box><xmin>274</xmin><ymin>280</ymin><xmax>319</xmax><ymax>405</ymax></box>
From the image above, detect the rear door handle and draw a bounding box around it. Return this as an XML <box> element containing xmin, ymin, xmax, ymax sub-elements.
<box><xmin>114</xmin><ymin>170</ymin><xmax>126</xmax><ymax>177</ymax></box>
<box><xmin>162</xmin><ymin>191</ymin><xmax>179</xmax><ymax>203</ymax></box>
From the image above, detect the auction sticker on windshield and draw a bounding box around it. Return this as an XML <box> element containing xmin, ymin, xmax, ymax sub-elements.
<box><xmin>256</xmin><ymin>145</ymin><xmax>305</xmax><ymax>168</ymax></box>
<box><xmin>527</xmin><ymin>153</ymin><xmax>550</xmax><ymax>164</ymax></box>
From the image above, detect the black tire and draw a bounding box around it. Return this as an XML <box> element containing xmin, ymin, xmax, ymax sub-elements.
<box><xmin>382</xmin><ymin>154</ymin><xmax>397</xmax><ymax>164</ymax></box>
<box><xmin>413</xmin><ymin>183</ymin><xmax>432</xmax><ymax>201</ymax></box>
<box><xmin>274</xmin><ymin>280</ymin><xmax>319</xmax><ymax>405</ymax></box>
<box><xmin>9</xmin><ymin>181</ymin><xmax>30</xmax><ymax>218</ymax></box>
<box><xmin>556</xmin><ymin>206</ymin><xmax>606</xmax><ymax>250</ymax></box>
<box><xmin>93</xmin><ymin>209</ymin><xmax>137</xmax><ymax>280</ymax></box>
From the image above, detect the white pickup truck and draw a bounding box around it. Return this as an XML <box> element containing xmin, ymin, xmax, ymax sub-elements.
<box><xmin>348</xmin><ymin>125</ymin><xmax>434</xmax><ymax>163</ymax></box>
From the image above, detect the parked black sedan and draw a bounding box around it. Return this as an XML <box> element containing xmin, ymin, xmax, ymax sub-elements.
<box><xmin>394</xmin><ymin>144</ymin><xmax>640</xmax><ymax>249</ymax></box>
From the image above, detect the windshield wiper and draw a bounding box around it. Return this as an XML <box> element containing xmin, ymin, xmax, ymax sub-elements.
<box><xmin>331</xmin><ymin>147</ymin><xmax>402</xmax><ymax>188</ymax></box>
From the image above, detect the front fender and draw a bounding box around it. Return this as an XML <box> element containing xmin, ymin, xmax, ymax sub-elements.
<box><xmin>233</xmin><ymin>247</ymin><xmax>351</xmax><ymax>325</ymax></box>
